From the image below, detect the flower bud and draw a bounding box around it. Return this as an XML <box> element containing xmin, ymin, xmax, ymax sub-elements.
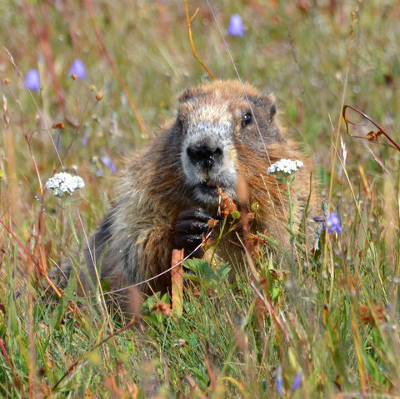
<box><xmin>95</xmin><ymin>91</ymin><xmax>104</xmax><ymax>101</ymax></box>
<box><xmin>231</xmin><ymin>210</ymin><xmax>241</xmax><ymax>220</ymax></box>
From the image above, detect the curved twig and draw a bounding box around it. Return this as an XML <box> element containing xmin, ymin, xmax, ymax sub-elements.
<box><xmin>342</xmin><ymin>104</ymin><xmax>400</xmax><ymax>152</ymax></box>
<box><xmin>184</xmin><ymin>0</ymin><xmax>216</xmax><ymax>80</ymax></box>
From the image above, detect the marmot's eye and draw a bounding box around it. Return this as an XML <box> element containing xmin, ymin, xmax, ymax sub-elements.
<box><xmin>242</xmin><ymin>112</ymin><xmax>252</xmax><ymax>127</ymax></box>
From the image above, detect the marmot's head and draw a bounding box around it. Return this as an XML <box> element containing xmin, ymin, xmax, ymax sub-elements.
<box><xmin>176</xmin><ymin>80</ymin><xmax>284</xmax><ymax>206</ymax></box>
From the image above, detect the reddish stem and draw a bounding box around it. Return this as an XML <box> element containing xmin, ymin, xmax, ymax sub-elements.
<box><xmin>342</xmin><ymin>105</ymin><xmax>400</xmax><ymax>152</ymax></box>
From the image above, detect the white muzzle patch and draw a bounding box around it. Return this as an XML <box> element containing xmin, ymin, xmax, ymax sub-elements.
<box><xmin>181</xmin><ymin>120</ymin><xmax>237</xmax><ymax>205</ymax></box>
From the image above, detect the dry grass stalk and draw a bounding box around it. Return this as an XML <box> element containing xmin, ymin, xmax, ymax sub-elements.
<box><xmin>184</xmin><ymin>0</ymin><xmax>216</xmax><ymax>80</ymax></box>
<box><xmin>171</xmin><ymin>248</ymin><xmax>184</xmax><ymax>317</ymax></box>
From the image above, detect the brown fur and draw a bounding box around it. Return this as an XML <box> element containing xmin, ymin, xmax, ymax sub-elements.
<box><xmin>83</xmin><ymin>80</ymin><xmax>320</xmax><ymax>307</ymax></box>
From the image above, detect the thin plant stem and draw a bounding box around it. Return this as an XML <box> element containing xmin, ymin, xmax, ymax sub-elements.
<box><xmin>184</xmin><ymin>0</ymin><xmax>216</xmax><ymax>80</ymax></box>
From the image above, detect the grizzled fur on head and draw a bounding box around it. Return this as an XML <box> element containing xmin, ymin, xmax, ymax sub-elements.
<box><xmin>176</xmin><ymin>80</ymin><xmax>282</xmax><ymax>206</ymax></box>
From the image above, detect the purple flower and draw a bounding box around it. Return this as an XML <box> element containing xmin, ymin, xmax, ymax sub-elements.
<box><xmin>81</xmin><ymin>132</ymin><xmax>89</xmax><ymax>147</ymax></box>
<box><xmin>291</xmin><ymin>372</ymin><xmax>302</xmax><ymax>392</ymax></box>
<box><xmin>327</xmin><ymin>212</ymin><xmax>342</xmax><ymax>234</ymax></box>
<box><xmin>69</xmin><ymin>59</ymin><xmax>87</xmax><ymax>80</ymax></box>
<box><xmin>25</xmin><ymin>69</ymin><xmax>41</xmax><ymax>92</ymax></box>
<box><xmin>101</xmin><ymin>156</ymin><xmax>117</xmax><ymax>173</ymax></box>
<box><xmin>228</xmin><ymin>14</ymin><xmax>245</xmax><ymax>37</ymax></box>
<box><xmin>275</xmin><ymin>366</ymin><xmax>283</xmax><ymax>395</ymax></box>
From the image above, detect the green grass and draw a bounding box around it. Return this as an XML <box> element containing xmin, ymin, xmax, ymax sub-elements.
<box><xmin>1</xmin><ymin>0</ymin><xmax>400</xmax><ymax>397</ymax></box>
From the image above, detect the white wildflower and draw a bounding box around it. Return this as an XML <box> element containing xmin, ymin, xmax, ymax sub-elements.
<box><xmin>267</xmin><ymin>159</ymin><xmax>304</xmax><ymax>175</ymax></box>
<box><xmin>45</xmin><ymin>172</ymin><xmax>85</xmax><ymax>197</ymax></box>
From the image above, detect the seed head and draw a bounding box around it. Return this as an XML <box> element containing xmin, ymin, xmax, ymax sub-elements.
<box><xmin>52</xmin><ymin>122</ymin><xmax>65</xmax><ymax>130</ymax></box>
<box><xmin>95</xmin><ymin>91</ymin><xmax>104</xmax><ymax>101</ymax></box>
<box><xmin>153</xmin><ymin>301</ymin><xmax>172</xmax><ymax>317</ymax></box>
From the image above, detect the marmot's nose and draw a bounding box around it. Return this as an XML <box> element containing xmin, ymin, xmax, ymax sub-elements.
<box><xmin>187</xmin><ymin>144</ymin><xmax>223</xmax><ymax>169</ymax></box>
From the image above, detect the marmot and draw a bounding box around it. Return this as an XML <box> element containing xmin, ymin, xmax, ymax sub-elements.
<box><xmin>80</xmin><ymin>80</ymin><xmax>318</xmax><ymax>307</ymax></box>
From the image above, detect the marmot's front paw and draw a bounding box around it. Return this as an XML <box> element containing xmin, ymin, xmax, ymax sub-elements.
<box><xmin>174</xmin><ymin>208</ymin><xmax>219</xmax><ymax>257</ymax></box>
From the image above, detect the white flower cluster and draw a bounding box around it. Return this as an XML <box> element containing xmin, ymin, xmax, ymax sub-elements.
<box><xmin>45</xmin><ymin>172</ymin><xmax>85</xmax><ymax>197</ymax></box>
<box><xmin>267</xmin><ymin>159</ymin><xmax>304</xmax><ymax>175</ymax></box>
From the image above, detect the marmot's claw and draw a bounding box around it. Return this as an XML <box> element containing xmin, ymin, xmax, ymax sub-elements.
<box><xmin>175</xmin><ymin>208</ymin><xmax>218</xmax><ymax>256</ymax></box>
<box><xmin>175</xmin><ymin>233</ymin><xmax>204</xmax><ymax>251</ymax></box>
<box><xmin>175</xmin><ymin>220</ymin><xmax>207</xmax><ymax>235</ymax></box>
<box><xmin>177</xmin><ymin>208</ymin><xmax>220</xmax><ymax>224</ymax></box>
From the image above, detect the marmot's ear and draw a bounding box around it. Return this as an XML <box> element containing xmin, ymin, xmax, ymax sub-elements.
<box><xmin>255</xmin><ymin>92</ymin><xmax>277</xmax><ymax>122</ymax></box>
<box><xmin>179</xmin><ymin>88</ymin><xmax>196</xmax><ymax>103</ymax></box>
<box><xmin>264</xmin><ymin>93</ymin><xmax>277</xmax><ymax>121</ymax></box>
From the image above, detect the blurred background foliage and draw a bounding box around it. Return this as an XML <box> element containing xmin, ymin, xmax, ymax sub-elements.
<box><xmin>1</xmin><ymin>0</ymin><xmax>400</xmax><ymax>397</ymax></box>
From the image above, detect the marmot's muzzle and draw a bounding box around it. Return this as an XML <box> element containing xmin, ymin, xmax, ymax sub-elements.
<box><xmin>186</xmin><ymin>143</ymin><xmax>223</xmax><ymax>170</ymax></box>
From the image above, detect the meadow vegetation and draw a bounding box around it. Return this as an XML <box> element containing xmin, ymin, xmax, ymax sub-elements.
<box><xmin>0</xmin><ymin>0</ymin><xmax>400</xmax><ymax>397</ymax></box>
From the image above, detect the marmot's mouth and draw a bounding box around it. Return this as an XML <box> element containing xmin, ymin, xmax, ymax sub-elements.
<box><xmin>199</xmin><ymin>178</ymin><xmax>223</xmax><ymax>192</ymax></box>
<box><xmin>193</xmin><ymin>180</ymin><xmax>235</xmax><ymax>206</ymax></box>
<box><xmin>192</xmin><ymin>178</ymin><xmax>235</xmax><ymax>206</ymax></box>
<box><xmin>198</xmin><ymin>181</ymin><xmax>219</xmax><ymax>195</ymax></box>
